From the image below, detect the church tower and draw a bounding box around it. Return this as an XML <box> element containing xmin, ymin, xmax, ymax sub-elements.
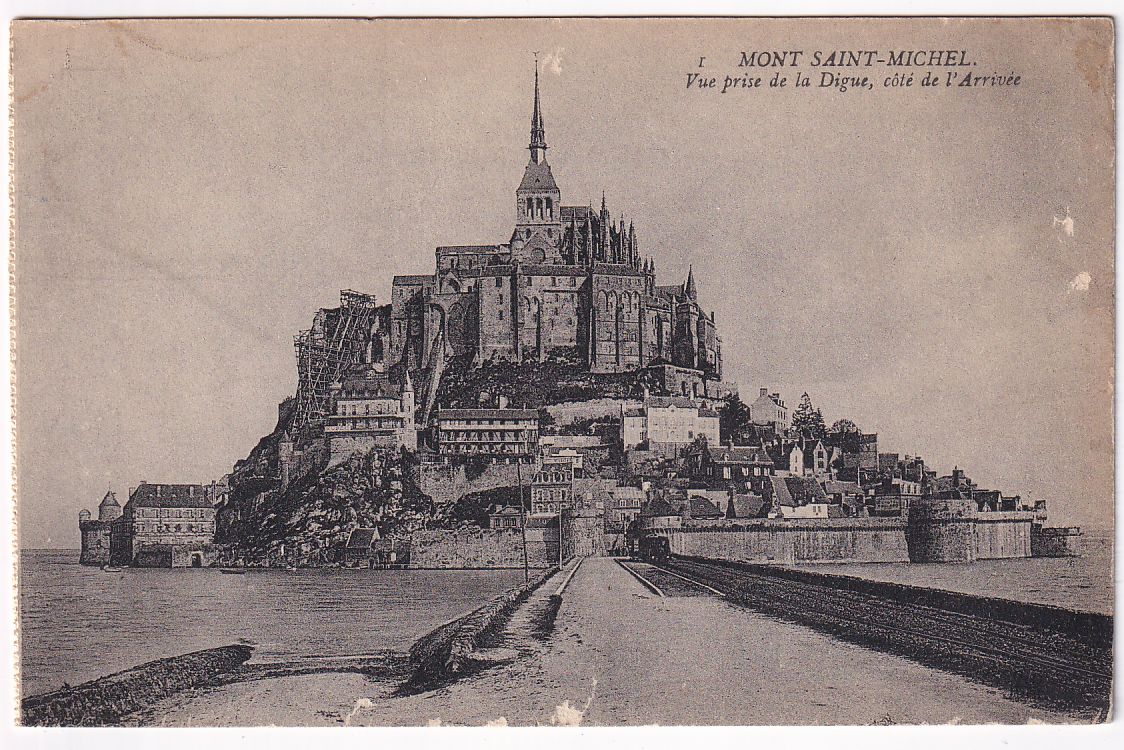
<box><xmin>512</xmin><ymin>59</ymin><xmax>563</xmax><ymax>264</ymax></box>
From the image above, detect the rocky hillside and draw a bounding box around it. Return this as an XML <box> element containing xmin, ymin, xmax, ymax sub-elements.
<box><xmin>436</xmin><ymin>357</ymin><xmax>653</xmax><ymax>409</ymax></box>
<box><xmin>217</xmin><ymin>447</ymin><xmax>440</xmax><ymax>563</ymax></box>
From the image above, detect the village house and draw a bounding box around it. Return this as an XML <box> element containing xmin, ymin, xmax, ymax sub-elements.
<box><xmin>725</xmin><ymin>491</ymin><xmax>768</xmax><ymax>520</ymax></box>
<box><xmin>343</xmin><ymin>527</ymin><xmax>381</xmax><ymax>566</ymax></box>
<box><xmin>802</xmin><ymin>438</ymin><xmax>831</xmax><ymax>477</ymax></box>
<box><xmin>870</xmin><ymin>476</ymin><xmax>924</xmax><ymax>517</ymax></box>
<box><xmin>539</xmin><ymin>434</ymin><xmax>605</xmax><ymax>477</ymax></box>
<box><xmin>768</xmin><ymin>440</ymin><xmax>805</xmax><ymax>476</ymax></box>
<box><xmin>488</xmin><ymin>504</ymin><xmax>524</xmax><ymax>529</ymax></box>
<box><xmin>434</xmin><ymin>407</ymin><xmax>540</xmax><ymax>463</ymax></box>
<box><xmin>531</xmin><ymin>461</ymin><xmax>573</xmax><ymax>514</ymax></box>
<box><xmin>821</xmin><ymin>479</ymin><xmax>867</xmax><ymax>516</ymax></box>
<box><xmin>688</xmin><ymin>443</ymin><xmax>775</xmax><ymax>492</ymax></box>
<box><xmin>748</xmin><ymin>387</ymin><xmax>790</xmax><ymax>431</ymax></box>
<box><xmin>604</xmin><ymin>485</ymin><xmax>646</xmax><ymax>533</ymax></box>
<box><xmin>620</xmin><ymin>396</ymin><xmax>720</xmax><ymax>456</ymax></box>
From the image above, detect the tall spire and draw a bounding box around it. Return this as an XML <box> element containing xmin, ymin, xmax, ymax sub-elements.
<box><xmin>529</xmin><ymin>55</ymin><xmax>547</xmax><ymax>164</ymax></box>
<box><xmin>685</xmin><ymin>265</ymin><xmax>698</xmax><ymax>301</ymax></box>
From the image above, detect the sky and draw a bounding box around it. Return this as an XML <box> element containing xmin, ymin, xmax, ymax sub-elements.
<box><xmin>11</xmin><ymin>18</ymin><xmax>1114</xmax><ymax>547</ymax></box>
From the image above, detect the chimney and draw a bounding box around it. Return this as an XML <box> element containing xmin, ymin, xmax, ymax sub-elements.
<box><xmin>156</xmin><ymin>485</ymin><xmax>162</xmax><ymax>497</ymax></box>
<box><xmin>760</xmin><ymin>387</ymin><xmax>768</xmax><ymax>397</ymax></box>
<box><xmin>189</xmin><ymin>486</ymin><xmax>195</xmax><ymax>497</ymax></box>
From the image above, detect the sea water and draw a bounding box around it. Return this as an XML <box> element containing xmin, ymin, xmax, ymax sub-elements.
<box><xmin>18</xmin><ymin>550</ymin><xmax>524</xmax><ymax>697</ymax></box>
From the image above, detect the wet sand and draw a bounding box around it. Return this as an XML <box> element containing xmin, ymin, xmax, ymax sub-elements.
<box><xmin>143</xmin><ymin>557</ymin><xmax>1088</xmax><ymax>726</ymax></box>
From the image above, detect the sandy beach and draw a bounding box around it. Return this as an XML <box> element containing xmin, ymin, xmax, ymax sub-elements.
<box><xmin>136</xmin><ymin>557</ymin><xmax>1089</xmax><ymax>726</ymax></box>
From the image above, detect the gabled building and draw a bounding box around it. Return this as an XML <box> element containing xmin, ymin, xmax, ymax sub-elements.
<box><xmin>324</xmin><ymin>366</ymin><xmax>416</xmax><ymax>460</ymax></box>
<box><xmin>802</xmin><ymin>439</ymin><xmax>830</xmax><ymax>477</ymax></box>
<box><xmin>686</xmin><ymin>442</ymin><xmax>776</xmax><ymax>497</ymax></box>
<box><xmin>621</xmin><ymin>396</ymin><xmax>721</xmax><ymax>456</ymax></box>
<box><xmin>109</xmin><ymin>482</ymin><xmax>216</xmax><ymax>567</ymax></box>
<box><xmin>749</xmin><ymin>388</ymin><xmax>790</xmax><ymax>431</ymax></box>
<box><xmin>488</xmin><ymin>504</ymin><xmax>524</xmax><ymax>529</ymax></box>
<box><xmin>531</xmin><ymin>461</ymin><xmax>574</xmax><ymax>514</ymax></box>
<box><xmin>768</xmin><ymin>441</ymin><xmax>804</xmax><ymax>476</ymax></box>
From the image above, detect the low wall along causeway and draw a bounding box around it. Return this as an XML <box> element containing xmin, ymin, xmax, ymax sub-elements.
<box><xmin>21</xmin><ymin>645</ymin><xmax>253</xmax><ymax>727</ymax></box>
<box><xmin>408</xmin><ymin>566</ymin><xmax>559</xmax><ymax>685</ymax></box>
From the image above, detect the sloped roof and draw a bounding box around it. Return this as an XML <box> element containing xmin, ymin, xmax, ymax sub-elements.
<box><xmin>128</xmin><ymin>483</ymin><xmax>211</xmax><ymax>509</ymax></box>
<box><xmin>768</xmin><ymin>475</ymin><xmax>794</xmax><ymax>507</ymax></box>
<box><xmin>710</xmin><ymin>446</ymin><xmax>772</xmax><ymax>464</ymax></box>
<box><xmin>437</xmin><ymin>245</ymin><xmax>501</xmax><ymax>254</ymax></box>
<box><xmin>640</xmin><ymin>498</ymin><xmax>679</xmax><ymax>518</ymax></box>
<box><xmin>346</xmin><ymin>528</ymin><xmax>380</xmax><ymax>549</ymax></box>
<box><xmin>99</xmin><ymin>490</ymin><xmax>120</xmax><ymax>508</ymax></box>
<box><xmin>489</xmin><ymin>505</ymin><xmax>523</xmax><ymax>517</ymax></box>
<box><xmin>560</xmin><ymin>205</ymin><xmax>593</xmax><ymax>222</ymax></box>
<box><xmin>438</xmin><ymin>408</ymin><xmax>540</xmax><ymax>421</ymax></box>
<box><xmin>727</xmin><ymin>493</ymin><xmax>766</xmax><ymax>519</ymax></box>
<box><xmin>392</xmin><ymin>274</ymin><xmax>434</xmax><ymax>286</ymax></box>
<box><xmin>517</xmin><ymin>160</ymin><xmax>559</xmax><ymax>192</ymax></box>
<box><xmin>688</xmin><ymin>496</ymin><xmax>723</xmax><ymax>519</ymax></box>
<box><xmin>785</xmin><ymin>476</ymin><xmax>829</xmax><ymax>506</ymax></box>
<box><xmin>822</xmin><ymin>480</ymin><xmax>864</xmax><ymax>496</ymax></box>
<box><xmin>336</xmin><ymin>374</ymin><xmax>403</xmax><ymax>400</ymax></box>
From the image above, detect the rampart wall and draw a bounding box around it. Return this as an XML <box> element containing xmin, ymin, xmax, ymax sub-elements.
<box><xmin>666</xmin><ymin>518</ymin><xmax>911</xmax><ymax>565</ymax></box>
<box><xmin>408</xmin><ymin>527</ymin><xmax>558</xmax><ymax>569</ymax></box>
<box><xmin>664</xmin><ymin>506</ymin><xmax>1041</xmax><ymax>565</ymax></box>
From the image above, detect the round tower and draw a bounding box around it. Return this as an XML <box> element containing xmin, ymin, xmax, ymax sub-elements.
<box><xmin>906</xmin><ymin>496</ymin><xmax>976</xmax><ymax>563</ymax></box>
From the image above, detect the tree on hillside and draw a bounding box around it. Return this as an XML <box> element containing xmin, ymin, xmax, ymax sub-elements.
<box><xmin>792</xmin><ymin>392</ymin><xmax>827</xmax><ymax>439</ymax></box>
<box><xmin>719</xmin><ymin>393</ymin><xmax>752</xmax><ymax>442</ymax></box>
<box><xmin>830</xmin><ymin>418</ymin><xmax>860</xmax><ymax>435</ymax></box>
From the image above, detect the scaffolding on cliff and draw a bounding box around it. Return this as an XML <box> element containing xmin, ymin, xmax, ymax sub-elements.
<box><xmin>293</xmin><ymin>290</ymin><xmax>379</xmax><ymax>429</ymax></box>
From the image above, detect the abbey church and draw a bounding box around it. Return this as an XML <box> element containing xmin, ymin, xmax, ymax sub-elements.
<box><xmin>385</xmin><ymin>66</ymin><xmax>723</xmax><ymax>380</ymax></box>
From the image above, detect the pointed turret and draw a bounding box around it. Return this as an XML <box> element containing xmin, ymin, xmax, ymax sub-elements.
<box><xmin>685</xmin><ymin>265</ymin><xmax>698</xmax><ymax>301</ymax></box>
<box><xmin>529</xmin><ymin>57</ymin><xmax>547</xmax><ymax>164</ymax></box>
<box><xmin>629</xmin><ymin>220</ymin><xmax>637</xmax><ymax>267</ymax></box>
<box><xmin>98</xmin><ymin>490</ymin><xmax>122</xmax><ymax>522</ymax></box>
<box><xmin>600</xmin><ymin>193</ymin><xmax>610</xmax><ymax>261</ymax></box>
<box><xmin>584</xmin><ymin>209</ymin><xmax>593</xmax><ymax>266</ymax></box>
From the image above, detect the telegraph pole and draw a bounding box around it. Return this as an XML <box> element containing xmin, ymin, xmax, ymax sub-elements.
<box><xmin>517</xmin><ymin>453</ymin><xmax>529</xmax><ymax>582</ymax></box>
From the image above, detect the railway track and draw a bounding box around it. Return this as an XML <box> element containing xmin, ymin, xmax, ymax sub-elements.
<box><xmin>650</xmin><ymin>557</ymin><xmax>1112</xmax><ymax>715</ymax></box>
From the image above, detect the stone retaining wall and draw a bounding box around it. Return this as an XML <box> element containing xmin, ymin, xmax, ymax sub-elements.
<box><xmin>408</xmin><ymin>566</ymin><xmax>559</xmax><ymax>684</ymax></box>
<box><xmin>21</xmin><ymin>645</ymin><xmax>253</xmax><ymax>726</ymax></box>
<box><xmin>409</xmin><ymin>527</ymin><xmax>558</xmax><ymax>569</ymax></box>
